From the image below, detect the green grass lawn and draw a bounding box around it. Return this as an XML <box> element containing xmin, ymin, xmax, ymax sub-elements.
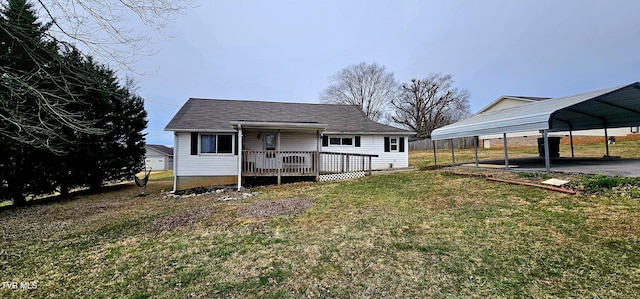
<box><xmin>1</xmin><ymin>169</ymin><xmax>639</xmax><ymax>297</ymax></box>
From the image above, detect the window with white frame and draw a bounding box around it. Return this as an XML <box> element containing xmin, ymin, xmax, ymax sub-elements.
<box><xmin>323</xmin><ymin>136</ymin><xmax>361</xmax><ymax>147</ymax></box>
<box><xmin>200</xmin><ymin>134</ymin><xmax>233</xmax><ymax>154</ymax></box>
<box><xmin>390</xmin><ymin>138</ymin><xmax>398</xmax><ymax>151</ymax></box>
<box><xmin>328</xmin><ymin>136</ymin><xmax>353</xmax><ymax>146</ymax></box>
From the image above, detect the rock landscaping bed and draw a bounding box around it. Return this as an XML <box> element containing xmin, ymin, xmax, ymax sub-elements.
<box><xmin>163</xmin><ymin>186</ymin><xmax>259</xmax><ymax>201</ymax></box>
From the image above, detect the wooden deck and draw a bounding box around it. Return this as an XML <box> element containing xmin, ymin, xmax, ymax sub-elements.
<box><xmin>241</xmin><ymin>151</ymin><xmax>378</xmax><ymax>179</ymax></box>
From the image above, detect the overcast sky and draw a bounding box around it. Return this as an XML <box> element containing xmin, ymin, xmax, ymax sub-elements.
<box><xmin>134</xmin><ymin>0</ymin><xmax>640</xmax><ymax>146</ymax></box>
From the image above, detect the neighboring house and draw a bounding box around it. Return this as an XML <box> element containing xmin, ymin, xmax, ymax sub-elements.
<box><xmin>478</xmin><ymin>95</ymin><xmax>638</xmax><ymax>148</ymax></box>
<box><xmin>145</xmin><ymin>144</ymin><xmax>174</xmax><ymax>171</ymax></box>
<box><xmin>476</xmin><ymin>95</ymin><xmax>551</xmax><ymax>114</ymax></box>
<box><xmin>165</xmin><ymin>99</ymin><xmax>414</xmax><ymax>191</ymax></box>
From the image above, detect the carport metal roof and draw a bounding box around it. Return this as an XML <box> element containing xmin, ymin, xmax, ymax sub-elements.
<box><xmin>431</xmin><ymin>82</ymin><xmax>640</xmax><ymax>140</ymax></box>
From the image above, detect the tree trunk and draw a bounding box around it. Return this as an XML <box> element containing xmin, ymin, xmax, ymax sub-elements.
<box><xmin>11</xmin><ymin>192</ymin><xmax>26</xmax><ymax>207</ymax></box>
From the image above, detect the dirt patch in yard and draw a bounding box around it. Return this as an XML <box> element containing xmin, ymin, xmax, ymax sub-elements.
<box><xmin>239</xmin><ymin>198</ymin><xmax>314</xmax><ymax>220</ymax></box>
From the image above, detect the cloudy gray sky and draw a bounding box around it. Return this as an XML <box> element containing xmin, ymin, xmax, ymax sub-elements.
<box><xmin>135</xmin><ymin>0</ymin><xmax>640</xmax><ymax>146</ymax></box>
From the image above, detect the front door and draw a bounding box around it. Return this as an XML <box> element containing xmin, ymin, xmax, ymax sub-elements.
<box><xmin>264</xmin><ymin>133</ymin><xmax>277</xmax><ymax>169</ymax></box>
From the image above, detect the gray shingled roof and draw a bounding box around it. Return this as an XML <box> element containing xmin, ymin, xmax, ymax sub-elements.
<box><xmin>165</xmin><ymin>98</ymin><xmax>413</xmax><ymax>134</ymax></box>
<box><xmin>146</xmin><ymin>144</ymin><xmax>174</xmax><ymax>156</ymax></box>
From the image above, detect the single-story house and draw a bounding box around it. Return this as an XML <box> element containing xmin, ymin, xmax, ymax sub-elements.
<box><xmin>164</xmin><ymin>98</ymin><xmax>414</xmax><ymax>191</ymax></box>
<box><xmin>144</xmin><ymin>144</ymin><xmax>174</xmax><ymax>171</ymax></box>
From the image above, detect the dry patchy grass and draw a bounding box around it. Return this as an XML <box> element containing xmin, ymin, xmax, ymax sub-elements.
<box><xmin>1</xmin><ymin>169</ymin><xmax>640</xmax><ymax>297</ymax></box>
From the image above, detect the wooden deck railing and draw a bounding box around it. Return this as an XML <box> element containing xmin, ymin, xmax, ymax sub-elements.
<box><xmin>319</xmin><ymin>151</ymin><xmax>379</xmax><ymax>176</ymax></box>
<box><xmin>242</xmin><ymin>151</ymin><xmax>317</xmax><ymax>177</ymax></box>
<box><xmin>242</xmin><ymin>150</ymin><xmax>379</xmax><ymax>178</ymax></box>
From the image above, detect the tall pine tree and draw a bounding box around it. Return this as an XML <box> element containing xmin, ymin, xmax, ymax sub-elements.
<box><xmin>1</xmin><ymin>0</ymin><xmax>148</xmax><ymax>204</ymax></box>
<box><xmin>0</xmin><ymin>0</ymin><xmax>57</xmax><ymax>205</ymax></box>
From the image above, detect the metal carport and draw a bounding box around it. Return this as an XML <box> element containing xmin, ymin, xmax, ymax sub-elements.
<box><xmin>430</xmin><ymin>82</ymin><xmax>640</xmax><ymax>172</ymax></box>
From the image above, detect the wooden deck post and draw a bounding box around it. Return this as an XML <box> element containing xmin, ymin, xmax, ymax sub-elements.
<box><xmin>277</xmin><ymin>130</ymin><xmax>281</xmax><ymax>185</ymax></box>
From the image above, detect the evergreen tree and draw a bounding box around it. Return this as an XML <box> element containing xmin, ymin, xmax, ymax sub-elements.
<box><xmin>0</xmin><ymin>0</ymin><xmax>148</xmax><ymax>204</ymax></box>
<box><xmin>52</xmin><ymin>53</ymin><xmax>147</xmax><ymax>192</ymax></box>
<box><xmin>0</xmin><ymin>0</ymin><xmax>58</xmax><ymax>205</ymax></box>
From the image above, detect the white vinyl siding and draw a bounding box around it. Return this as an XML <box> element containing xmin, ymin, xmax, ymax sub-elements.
<box><xmin>321</xmin><ymin>135</ymin><xmax>408</xmax><ymax>169</ymax></box>
<box><xmin>243</xmin><ymin>131</ymin><xmax>318</xmax><ymax>151</ymax></box>
<box><xmin>175</xmin><ymin>132</ymin><xmax>237</xmax><ymax>176</ymax></box>
<box><xmin>175</xmin><ymin>131</ymin><xmax>409</xmax><ymax>176</ymax></box>
<box><xmin>145</xmin><ymin>151</ymin><xmax>166</xmax><ymax>171</ymax></box>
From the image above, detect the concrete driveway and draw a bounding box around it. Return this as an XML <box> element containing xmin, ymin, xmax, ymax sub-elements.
<box><xmin>461</xmin><ymin>157</ymin><xmax>640</xmax><ymax>177</ymax></box>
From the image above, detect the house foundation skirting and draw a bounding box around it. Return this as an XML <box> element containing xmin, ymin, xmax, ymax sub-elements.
<box><xmin>176</xmin><ymin>176</ymin><xmax>237</xmax><ymax>190</ymax></box>
<box><xmin>319</xmin><ymin>171</ymin><xmax>366</xmax><ymax>182</ymax></box>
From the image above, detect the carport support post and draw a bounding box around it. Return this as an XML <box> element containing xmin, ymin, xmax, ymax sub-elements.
<box><xmin>503</xmin><ymin>133</ymin><xmax>509</xmax><ymax>170</ymax></box>
<box><xmin>604</xmin><ymin>127</ymin><xmax>610</xmax><ymax>157</ymax></box>
<box><xmin>570</xmin><ymin>131</ymin><xmax>575</xmax><ymax>158</ymax></box>
<box><xmin>450</xmin><ymin>139</ymin><xmax>455</xmax><ymax>167</ymax></box>
<box><xmin>543</xmin><ymin>130</ymin><xmax>551</xmax><ymax>174</ymax></box>
<box><xmin>473</xmin><ymin>136</ymin><xmax>479</xmax><ymax>168</ymax></box>
<box><xmin>432</xmin><ymin>140</ymin><xmax>437</xmax><ymax>166</ymax></box>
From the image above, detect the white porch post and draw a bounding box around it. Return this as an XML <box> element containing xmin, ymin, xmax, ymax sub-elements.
<box><xmin>316</xmin><ymin>130</ymin><xmax>321</xmax><ymax>182</ymax></box>
<box><xmin>237</xmin><ymin>124</ymin><xmax>243</xmax><ymax>191</ymax></box>
<box><xmin>173</xmin><ymin>132</ymin><xmax>178</xmax><ymax>192</ymax></box>
<box><xmin>277</xmin><ymin>129</ymin><xmax>281</xmax><ymax>185</ymax></box>
<box><xmin>543</xmin><ymin>129</ymin><xmax>551</xmax><ymax>173</ymax></box>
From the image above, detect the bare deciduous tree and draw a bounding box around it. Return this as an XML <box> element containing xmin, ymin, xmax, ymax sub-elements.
<box><xmin>391</xmin><ymin>73</ymin><xmax>470</xmax><ymax>139</ymax></box>
<box><xmin>0</xmin><ymin>0</ymin><xmax>192</xmax><ymax>152</ymax></box>
<box><xmin>35</xmin><ymin>0</ymin><xmax>194</xmax><ymax>70</ymax></box>
<box><xmin>320</xmin><ymin>62</ymin><xmax>397</xmax><ymax>122</ymax></box>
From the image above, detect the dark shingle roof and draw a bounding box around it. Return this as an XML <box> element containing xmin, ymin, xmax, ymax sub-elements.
<box><xmin>165</xmin><ymin>98</ymin><xmax>412</xmax><ymax>134</ymax></box>
<box><xmin>146</xmin><ymin>144</ymin><xmax>173</xmax><ymax>156</ymax></box>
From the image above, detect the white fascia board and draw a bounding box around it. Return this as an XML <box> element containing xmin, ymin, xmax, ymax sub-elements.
<box><xmin>323</xmin><ymin>131</ymin><xmax>415</xmax><ymax>136</ymax></box>
<box><xmin>165</xmin><ymin>129</ymin><xmax>237</xmax><ymax>133</ymax></box>
<box><xmin>230</xmin><ymin>121</ymin><xmax>328</xmax><ymax>130</ymax></box>
<box><xmin>432</xmin><ymin>113</ymin><xmax>550</xmax><ymax>140</ymax></box>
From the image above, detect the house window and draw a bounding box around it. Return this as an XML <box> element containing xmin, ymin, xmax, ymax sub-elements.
<box><xmin>264</xmin><ymin>133</ymin><xmax>277</xmax><ymax>150</ymax></box>
<box><xmin>201</xmin><ymin>134</ymin><xmax>233</xmax><ymax>154</ymax></box>
<box><xmin>384</xmin><ymin>136</ymin><xmax>405</xmax><ymax>152</ymax></box>
<box><xmin>328</xmin><ymin>136</ymin><xmax>353</xmax><ymax>146</ymax></box>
